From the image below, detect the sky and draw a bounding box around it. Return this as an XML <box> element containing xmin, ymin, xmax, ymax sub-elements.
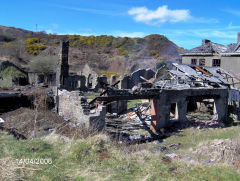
<box><xmin>1</xmin><ymin>0</ymin><xmax>240</xmax><ymax>49</ymax></box>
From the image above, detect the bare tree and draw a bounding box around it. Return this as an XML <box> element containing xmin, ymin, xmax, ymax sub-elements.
<box><xmin>28</xmin><ymin>55</ymin><xmax>58</xmax><ymax>84</ymax></box>
<box><xmin>28</xmin><ymin>55</ymin><xmax>58</xmax><ymax>75</ymax></box>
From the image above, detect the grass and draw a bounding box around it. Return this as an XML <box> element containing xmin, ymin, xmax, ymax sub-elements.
<box><xmin>0</xmin><ymin>66</ymin><xmax>27</xmax><ymax>87</ymax></box>
<box><xmin>127</xmin><ymin>99</ymin><xmax>141</xmax><ymax>109</ymax></box>
<box><xmin>85</xmin><ymin>92</ymin><xmax>100</xmax><ymax>100</ymax></box>
<box><xmin>162</xmin><ymin>126</ymin><xmax>240</xmax><ymax>150</ymax></box>
<box><xmin>1</xmin><ymin>126</ymin><xmax>240</xmax><ymax>180</ymax></box>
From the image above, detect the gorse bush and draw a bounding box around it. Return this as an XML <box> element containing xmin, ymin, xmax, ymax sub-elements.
<box><xmin>149</xmin><ymin>50</ymin><xmax>159</xmax><ymax>57</ymax></box>
<box><xmin>25</xmin><ymin>38</ymin><xmax>46</xmax><ymax>55</ymax></box>
<box><xmin>68</xmin><ymin>35</ymin><xmax>114</xmax><ymax>48</ymax></box>
<box><xmin>26</xmin><ymin>38</ymin><xmax>40</xmax><ymax>44</ymax></box>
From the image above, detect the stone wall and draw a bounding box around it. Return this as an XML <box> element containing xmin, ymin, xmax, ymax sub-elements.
<box><xmin>56</xmin><ymin>41</ymin><xmax>69</xmax><ymax>88</ymax></box>
<box><xmin>58</xmin><ymin>90</ymin><xmax>89</xmax><ymax>123</ymax></box>
<box><xmin>57</xmin><ymin>89</ymin><xmax>106</xmax><ymax>130</ymax></box>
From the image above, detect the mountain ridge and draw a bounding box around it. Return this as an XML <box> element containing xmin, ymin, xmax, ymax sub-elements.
<box><xmin>0</xmin><ymin>25</ymin><xmax>185</xmax><ymax>73</ymax></box>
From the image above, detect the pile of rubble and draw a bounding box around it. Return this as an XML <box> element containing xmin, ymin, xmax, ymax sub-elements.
<box><xmin>191</xmin><ymin>139</ymin><xmax>240</xmax><ymax>165</ymax></box>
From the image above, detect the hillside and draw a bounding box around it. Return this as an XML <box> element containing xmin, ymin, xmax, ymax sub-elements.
<box><xmin>0</xmin><ymin>25</ymin><xmax>185</xmax><ymax>73</ymax></box>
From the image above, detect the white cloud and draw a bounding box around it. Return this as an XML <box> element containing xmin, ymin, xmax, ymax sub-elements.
<box><xmin>167</xmin><ymin>29</ymin><xmax>237</xmax><ymax>39</ymax></box>
<box><xmin>51</xmin><ymin>23</ymin><xmax>59</xmax><ymax>29</ymax></box>
<box><xmin>192</xmin><ymin>17</ymin><xmax>219</xmax><ymax>24</ymax></box>
<box><xmin>183</xmin><ymin>29</ymin><xmax>236</xmax><ymax>40</ymax></box>
<box><xmin>227</xmin><ymin>22</ymin><xmax>240</xmax><ymax>30</ymax></box>
<box><xmin>128</xmin><ymin>5</ymin><xmax>191</xmax><ymax>24</ymax></box>
<box><xmin>224</xmin><ymin>9</ymin><xmax>240</xmax><ymax>16</ymax></box>
<box><xmin>164</xmin><ymin>28</ymin><xmax>239</xmax><ymax>48</ymax></box>
<box><xmin>52</xmin><ymin>4</ymin><xmax>124</xmax><ymax>16</ymax></box>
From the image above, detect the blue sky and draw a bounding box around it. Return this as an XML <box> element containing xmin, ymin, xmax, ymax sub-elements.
<box><xmin>1</xmin><ymin>0</ymin><xmax>240</xmax><ymax>48</ymax></box>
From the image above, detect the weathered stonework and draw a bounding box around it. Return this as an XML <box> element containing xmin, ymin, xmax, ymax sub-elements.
<box><xmin>119</xmin><ymin>75</ymin><xmax>131</xmax><ymax>89</ymax></box>
<box><xmin>57</xmin><ymin>89</ymin><xmax>106</xmax><ymax>130</ymax></box>
<box><xmin>80</xmin><ymin>64</ymin><xmax>99</xmax><ymax>89</ymax></box>
<box><xmin>110</xmin><ymin>75</ymin><xmax>117</xmax><ymax>85</ymax></box>
<box><xmin>56</xmin><ymin>41</ymin><xmax>69</xmax><ymax>88</ymax></box>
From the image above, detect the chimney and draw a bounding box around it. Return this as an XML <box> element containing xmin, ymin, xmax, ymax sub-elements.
<box><xmin>202</xmin><ymin>39</ymin><xmax>211</xmax><ymax>46</ymax></box>
<box><xmin>238</xmin><ymin>32</ymin><xmax>240</xmax><ymax>43</ymax></box>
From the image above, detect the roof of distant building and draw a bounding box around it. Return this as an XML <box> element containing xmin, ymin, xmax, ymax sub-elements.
<box><xmin>181</xmin><ymin>39</ymin><xmax>240</xmax><ymax>56</ymax></box>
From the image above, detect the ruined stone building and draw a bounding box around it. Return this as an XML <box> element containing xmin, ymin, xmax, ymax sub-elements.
<box><xmin>0</xmin><ymin>61</ymin><xmax>28</xmax><ymax>87</ymax></box>
<box><xmin>28</xmin><ymin>41</ymin><xmax>69</xmax><ymax>87</ymax></box>
<box><xmin>181</xmin><ymin>33</ymin><xmax>240</xmax><ymax>77</ymax></box>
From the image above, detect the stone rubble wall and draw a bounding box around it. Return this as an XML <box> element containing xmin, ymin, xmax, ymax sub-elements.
<box><xmin>57</xmin><ymin>89</ymin><xmax>106</xmax><ymax>130</ymax></box>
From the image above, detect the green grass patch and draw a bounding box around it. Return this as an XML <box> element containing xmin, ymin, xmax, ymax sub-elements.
<box><xmin>0</xmin><ymin>66</ymin><xmax>27</xmax><ymax>87</ymax></box>
<box><xmin>1</xmin><ymin>127</ymin><xmax>240</xmax><ymax>180</ymax></box>
<box><xmin>127</xmin><ymin>99</ymin><xmax>141</xmax><ymax>109</ymax></box>
<box><xmin>163</xmin><ymin>126</ymin><xmax>240</xmax><ymax>150</ymax></box>
<box><xmin>0</xmin><ymin>66</ymin><xmax>26</xmax><ymax>79</ymax></box>
<box><xmin>85</xmin><ymin>92</ymin><xmax>100</xmax><ymax>100</ymax></box>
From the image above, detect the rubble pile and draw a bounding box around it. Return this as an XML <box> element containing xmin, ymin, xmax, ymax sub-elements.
<box><xmin>168</xmin><ymin>119</ymin><xmax>225</xmax><ymax>132</ymax></box>
<box><xmin>191</xmin><ymin>139</ymin><xmax>240</xmax><ymax>165</ymax></box>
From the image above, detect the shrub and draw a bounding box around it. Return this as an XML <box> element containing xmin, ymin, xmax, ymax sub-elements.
<box><xmin>28</xmin><ymin>55</ymin><xmax>58</xmax><ymax>75</ymax></box>
<box><xmin>25</xmin><ymin>38</ymin><xmax>46</xmax><ymax>55</ymax></box>
<box><xmin>0</xmin><ymin>67</ymin><xmax>26</xmax><ymax>79</ymax></box>
<box><xmin>99</xmin><ymin>71</ymin><xmax>121</xmax><ymax>78</ymax></box>
<box><xmin>149</xmin><ymin>50</ymin><xmax>159</xmax><ymax>57</ymax></box>
<box><xmin>118</xmin><ymin>47</ymin><xmax>129</xmax><ymax>56</ymax></box>
<box><xmin>26</xmin><ymin>38</ymin><xmax>40</xmax><ymax>44</ymax></box>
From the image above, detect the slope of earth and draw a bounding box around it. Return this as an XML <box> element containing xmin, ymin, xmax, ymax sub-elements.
<box><xmin>0</xmin><ymin>25</ymin><xmax>185</xmax><ymax>74</ymax></box>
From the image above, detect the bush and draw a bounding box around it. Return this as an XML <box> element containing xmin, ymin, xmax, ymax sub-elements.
<box><xmin>1</xmin><ymin>41</ymin><xmax>24</xmax><ymax>59</ymax></box>
<box><xmin>25</xmin><ymin>38</ymin><xmax>46</xmax><ymax>55</ymax></box>
<box><xmin>149</xmin><ymin>50</ymin><xmax>159</xmax><ymax>57</ymax></box>
<box><xmin>0</xmin><ymin>67</ymin><xmax>26</xmax><ymax>79</ymax></box>
<box><xmin>99</xmin><ymin>71</ymin><xmax>121</xmax><ymax>78</ymax></box>
<box><xmin>28</xmin><ymin>55</ymin><xmax>58</xmax><ymax>75</ymax></box>
<box><xmin>26</xmin><ymin>38</ymin><xmax>40</xmax><ymax>44</ymax></box>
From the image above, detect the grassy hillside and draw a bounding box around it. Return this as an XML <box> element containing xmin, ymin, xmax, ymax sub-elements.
<box><xmin>1</xmin><ymin>125</ymin><xmax>240</xmax><ymax>180</ymax></box>
<box><xmin>0</xmin><ymin>25</ymin><xmax>184</xmax><ymax>74</ymax></box>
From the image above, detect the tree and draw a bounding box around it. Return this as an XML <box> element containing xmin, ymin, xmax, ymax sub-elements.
<box><xmin>28</xmin><ymin>55</ymin><xmax>58</xmax><ymax>75</ymax></box>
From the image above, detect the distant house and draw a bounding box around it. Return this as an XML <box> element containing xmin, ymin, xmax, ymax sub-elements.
<box><xmin>181</xmin><ymin>33</ymin><xmax>240</xmax><ymax>77</ymax></box>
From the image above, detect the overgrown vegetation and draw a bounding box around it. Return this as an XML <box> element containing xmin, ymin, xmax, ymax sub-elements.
<box><xmin>1</xmin><ymin>126</ymin><xmax>240</xmax><ymax>180</ymax></box>
<box><xmin>0</xmin><ymin>66</ymin><xmax>26</xmax><ymax>79</ymax></box>
<box><xmin>25</xmin><ymin>38</ymin><xmax>46</xmax><ymax>55</ymax></box>
<box><xmin>0</xmin><ymin>25</ymin><xmax>181</xmax><ymax>73</ymax></box>
<box><xmin>99</xmin><ymin>71</ymin><xmax>122</xmax><ymax>78</ymax></box>
<box><xmin>127</xmin><ymin>99</ymin><xmax>141</xmax><ymax>109</ymax></box>
<box><xmin>0</xmin><ymin>66</ymin><xmax>27</xmax><ymax>87</ymax></box>
<box><xmin>28</xmin><ymin>55</ymin><xmax>58</xmax><ymax>75</ymax></box>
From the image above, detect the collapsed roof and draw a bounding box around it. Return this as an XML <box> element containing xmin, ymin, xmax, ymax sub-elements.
<box><xmin>152</xmin><ymin>63</ymin><xmax>237</xmax><ymax>90</ymax></box>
